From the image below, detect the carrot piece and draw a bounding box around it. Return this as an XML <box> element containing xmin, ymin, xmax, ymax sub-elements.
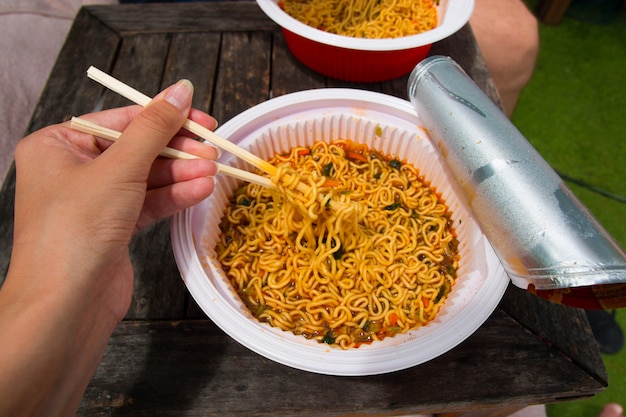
<box><xmin>322</xmin><ymin>179</ymin><xmax>341</xmax><ymax>188</ymax></box>
<box><xmin>346</xmin><ymin>151</ymin><xmax>368</xmax><ymax>163</ymax></box>
<box><xmin>389</xmin><ymin>312</ymin><xmax>398</xmax><ymax>326</ymax></box>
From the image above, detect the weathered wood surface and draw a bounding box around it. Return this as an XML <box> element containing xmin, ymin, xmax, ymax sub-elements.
<box><xmin>78</xmin><ymin>309</ymin><xmax>600</xmax><ymax>417</ymax></box>
<box><xmin>0</xmin><ymin>2</ymin><xmax>606</xmax><ymax>416</ymax></box>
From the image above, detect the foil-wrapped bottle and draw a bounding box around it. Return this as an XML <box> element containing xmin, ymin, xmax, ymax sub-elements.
<box><xmin>407</xmin><ymin>56</ymin><xmax>626</xmax><ymax>309</ymax></box>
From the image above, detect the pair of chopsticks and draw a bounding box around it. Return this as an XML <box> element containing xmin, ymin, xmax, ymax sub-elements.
<box><xmin>69</xmin><ymin>66</ymin><xmax>274</xmax><ymax>189</ymax></box>
<box><xmin>70</xmin><ymin>117</ymin><xmax>274</xmax><ymax>188</ymax></box>
<box><xmin>75</xmin><ymin>67</ymin><xmax>342</xmax><ymax>211</ymax></box>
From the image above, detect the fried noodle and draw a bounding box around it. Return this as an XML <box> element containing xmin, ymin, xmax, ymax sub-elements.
<box><xmin>216</xmin><ymin>139</ymin><xmax>459</xmax><ymax>349</ymax></box>
<box><xmin>279</xmin><ymin>0</ymin><xmax>438</xmax><ymax>39</ymax></box>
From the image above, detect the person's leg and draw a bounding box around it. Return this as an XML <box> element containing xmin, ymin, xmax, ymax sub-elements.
<box><xmin>470</xmin><ymin>0</ymin><xmax>540</xmax><ymax>117</ymax></box>
<box><xmin>586</xmin><ymin>309</ymin><xmax>624</xmax><ymax>354</ymax></box>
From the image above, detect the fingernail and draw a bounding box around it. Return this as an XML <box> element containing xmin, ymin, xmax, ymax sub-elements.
<box><xmin>165</xmin><ymin>79</ymin><xmax>193</xmax><ymax>111</ymax></box>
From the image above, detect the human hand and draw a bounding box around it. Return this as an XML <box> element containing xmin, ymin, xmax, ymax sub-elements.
<box><xmin>10</xmin><ymin>79</ymin><xmax>218</xmax><ymax>321</ymax></box>
<box><xmin>0</xmin><ymin>79</ymin><xmax>218</xmax><ymax>417</ymax></box>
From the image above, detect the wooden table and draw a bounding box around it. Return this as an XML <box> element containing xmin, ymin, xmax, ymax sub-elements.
<box><xmin>0</xmin><ymin>2</ymin><xmax>607</xmax><ymax>416</ymax></box>
<box><xmin>536</xmin><ymin>0</ymin><xmax>573</xmax><ymax>25</ymax></box>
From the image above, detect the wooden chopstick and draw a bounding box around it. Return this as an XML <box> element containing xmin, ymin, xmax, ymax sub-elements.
<box><xmin>69</xmin><ymin>117</ymin><xmax>275</xmax><ymax>189</ymax></box>
<box><xmin>86</xmin><ymin>66</ymin><xmax>277</xmax><ymax>177</ymax></box>
<box><xmin>84</xmin><ymin>67</ymin><xmax>344</xmax><ymax>212</ymax></box>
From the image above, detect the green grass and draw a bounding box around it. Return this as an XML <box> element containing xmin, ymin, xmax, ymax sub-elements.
<box><xmin>513</xmin><ymin>3</ymin><xmax>626</xmax><ymax>416</ymax></box>
<box><xmin>513</xmin><ymin>8</ymin><xmax>626</xmax><ymax>248</ymax></box>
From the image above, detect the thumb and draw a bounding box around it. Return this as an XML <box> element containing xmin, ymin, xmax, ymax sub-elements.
<box><xmin>102</xmin><ymin>79</ymin><xmax>194</xmax><ymax>176</ymax></box>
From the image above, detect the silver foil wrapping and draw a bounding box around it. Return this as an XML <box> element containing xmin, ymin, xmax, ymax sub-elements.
<box><xmin>407</xmin><ymin>56</ymin><xmax>626</xmax><ymax>290</ymax></box>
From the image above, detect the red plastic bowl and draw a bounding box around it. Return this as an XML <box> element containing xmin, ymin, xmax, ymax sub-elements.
<box><xmin>282</xmin><ymin>28</ymin><xmax>432</xmax><ymax>82</ymax></box>
<box><xmin>257</xmin><ymin>0</ymin><xmax>475</xmax><ymax>82</ymax></box>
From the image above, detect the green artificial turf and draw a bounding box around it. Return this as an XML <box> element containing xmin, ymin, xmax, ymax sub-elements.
<box><xmin>512</xmin><ymin>2</ymin><xmax>626</xmax><ymax>416</ymax></box>
<box><xmin>513</xmin><ymin>7</ymin><xmax>626</xmax><ymax>249</ymax></box>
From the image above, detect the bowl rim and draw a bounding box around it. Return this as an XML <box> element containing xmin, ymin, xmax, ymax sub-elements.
<box><xmin>256</xmin><ymin>0</ymin><xmax>475</xmax><ymax>51</ymax></box>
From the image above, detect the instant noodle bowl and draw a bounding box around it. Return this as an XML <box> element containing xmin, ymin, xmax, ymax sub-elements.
<box><xmin>256</xmin><ymin>0</ymin><xmax>474</xmax><ymax>82</ymax></box>
<box><xmin>171</xmin><ymin>89</ymin><xmax>509</xmax><ymax>375</ymax></box>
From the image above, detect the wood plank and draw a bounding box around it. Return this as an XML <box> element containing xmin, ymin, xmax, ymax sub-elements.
<box><xmin>126</xmin><ymin>220</ymin><xmax>187</xmax><ymax>320</ymax></box>
<box><xmin>162</xmin><ymin>32</ymin><xmax>222</xmax><ymax>113</ymax></box>
<box><xmin>28</xmin><ymin>8</ymin><xmax>121</xmax><ymax>131</ymax></box>
<box><xmin>500</xmin><ymin>285</ymin><xmax>608</xmax><ymax>383</ymax></box>
<box><xmin>77</xmin><ymin>311</ymin><xmax>604</xmax><ymax>416</ymax></box>
<box><xmin>379</xmin><ymin>74</ymin><xmax>412</xmax><ymax>101</ymax></box>
<box><xmin>212</xmin><ymin>31</ymin><xmax>272</xmax><ymax>123</ymax></box>
<box><xmin>270</xmin><ymin>32</ymin><xmax>326</xmax><ymax>97</ymax></box>
<box><xmin>102</xmin><ymin>33</ymin><xmax>172</xmax><ymax>109</ymax></box>
<box><xmin>87</xmin><ymin>1</ymin><xmax>278</xmax><ymax>34</ymax></box>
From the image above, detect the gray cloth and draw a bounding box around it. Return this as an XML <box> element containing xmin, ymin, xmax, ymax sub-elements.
<box><xmin>0</xmin><ymin>0</ymin><xmax>117</xmax><ymax>183</ymax></box>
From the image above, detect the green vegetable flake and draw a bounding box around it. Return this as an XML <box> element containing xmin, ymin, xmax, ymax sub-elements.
<box><xmin>333</xmin><ymin>242</ymin><xmax>343</xmax><ymax>260</ymax></box>
<box><xmin>389</xmin><ymin>159</ymin><xmax>402</xmax><ymax>170</ymax></box>
<box><xmin>434</xmin><ymin>281</ymin><xmax>451</xmax><ymax>304</ymax></box>
<box><xmin>321</xmin><ymin>332</ymin><xmax>336</xmax><ymax>345</ymax></box>
<box><xmin>256</xmin><ymin>305</ymin><xmax>268</xmax><ymax>316</ymax></box>
<box><xmin>322</xmin><ymin>162</ymin><xmax>334</xmax><ymax>177</ymax></box>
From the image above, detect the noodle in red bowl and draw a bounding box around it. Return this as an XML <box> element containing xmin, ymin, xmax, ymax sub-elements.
<box><xmin>279</xmin><ymin>0</ymin><xmax>438</xmax><ymax>39</ymax></box>
<box><xmin>256</xmin><ymin>0</ymin><xmax>474</xmax><ymax>82</ymax></box>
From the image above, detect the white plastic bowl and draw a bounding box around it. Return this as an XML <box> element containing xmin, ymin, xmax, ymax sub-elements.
<box><xmin>171</xmin><ymin>89</ymin><xmax>508</xmax><ymax>376</ymax></box>
<box><xmin>256</xmin><ymin>0</ymin><xmax>475</xmax><ymax>82</ymax></box>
